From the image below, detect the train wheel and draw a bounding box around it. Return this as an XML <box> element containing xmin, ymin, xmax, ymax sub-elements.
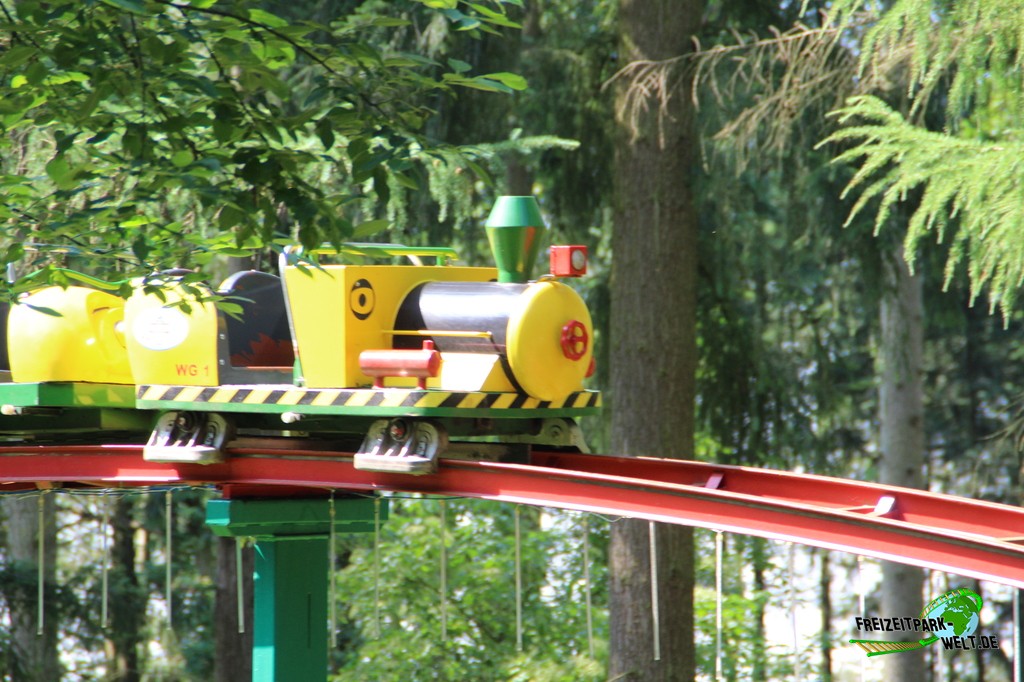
<box><xmin>144</xmin><ymin>411</ymin><xmax>233</xmax><ymax>464</ymax></box>
<box><xmin>354</xmin><ymin>418</ymin><xmax>449</xmax><ymax>475</ymax></box>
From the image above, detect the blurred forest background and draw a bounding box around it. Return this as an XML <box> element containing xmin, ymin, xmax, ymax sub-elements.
<box><xmin>1</xmin><ymin>0</ymin><xmax>1023</xmax><ymax>680</ymax></box>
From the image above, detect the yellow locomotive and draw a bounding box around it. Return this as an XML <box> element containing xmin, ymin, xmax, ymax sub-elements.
<box><xmin>0</xmin><ymin>197</ymin><xmax>599</xmax><ymax>473</ymax></box>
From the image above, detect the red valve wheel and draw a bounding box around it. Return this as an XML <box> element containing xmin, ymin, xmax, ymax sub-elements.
<box><xmin>560</xmin><ymin>320</ymin><xmax>589</xmax><ymax>361</ymax></box>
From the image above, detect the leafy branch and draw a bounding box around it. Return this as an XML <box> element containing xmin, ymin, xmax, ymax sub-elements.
<box><xmin>606</xmin><ymin>15</ymin><xmax>898</xmax><ymax>170</ymax></box>
<box><xmin>0</xmin><ymin>0</ymin><xmax>528</xmax><ymax>288</ymax></box>
<box><xmin>825</xmin><ymin>95</ymin><xmax>1024</xmax><ymax>315</ymax></box>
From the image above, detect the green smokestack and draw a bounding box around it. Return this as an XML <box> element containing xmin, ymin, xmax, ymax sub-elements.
<box><xmin>485</xmin><ymin>195</ymin><xmax>545</xmax><ymax>283</ymax></box>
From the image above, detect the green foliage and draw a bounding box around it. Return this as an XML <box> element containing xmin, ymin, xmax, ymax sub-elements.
<box><xmin>0</xmin><ymin>0</ymin><xmax>523</xmax><ymax>286</ymax></box>
<box><xmin>818</xmin><ymin>0</ymin><xmax>1024</xmax><ymax>315</ymax></box>
<box><xmin>827</xmin><ymin>95</ymin><xmax>1024</xmax><ymax>314</ymax></box>
<box><xmin>693</xmin><ymin>155</ymin><xmax>879</xmax><ymax>473</ymax></box>
<box><xmin>694</xmin><ymin>532</ymin><xmax>769</xmax><ymax>680</ymax></box>
<box><xmin>332</xmin><ymin>497</ymin><xmax>606</xmax><ymax>681</ymax></box>
<box><xmin>827</xmin><ymin>0</ymin><xmax>1024</xmax><ymax>120</ymax></box>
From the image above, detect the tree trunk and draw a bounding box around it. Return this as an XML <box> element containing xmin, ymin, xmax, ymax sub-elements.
<box><xmin>108</xmin><ymin>496</ymin><xmax>145</xmax><ymax>682</ymax></box>
<box><xmin>609</xmin><ymin>1</ymin><xmax>703</xmax><ymax>680</ymax></box>
<box><xmin>878</xmin><ymin>249</ymin><xmax>925</xmax><ymax>682</ymax></box>
<box><xmin>819</xmin><ymin>549</ymin><xmax>832</xmax><ymax>682</ymax></box>
<box><xmin>214</xmin><ymin>537</ymin><xmax>254</xmax><ymax>681</ymax></box>
<box><xmin>2</xmin><ymin>494</ymin><xmax>59</xmax><ymax>682</ymax></box>
<box><xmin>505</xmin><ymin>0</ymin><xmax>537</xmax><ymax>198</ymax></box>
<box><xmin>751</xmin><ymin>538</ymin><xmax>767</xmax><ymax>682</ymax></box>
<box><xmin>973</xmin><ymin>581</ymin><xmax>984</xmax><ymax>682</ymax></box>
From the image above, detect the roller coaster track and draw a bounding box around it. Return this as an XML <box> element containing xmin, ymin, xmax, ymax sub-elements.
<box><xmin>0</xmin><ymin>443</ymin><xmax>1022</xmax><ymax>588</ymax></box>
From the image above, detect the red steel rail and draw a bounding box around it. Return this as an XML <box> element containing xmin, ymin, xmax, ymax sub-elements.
<box><xmin>0</xmin><ymin>444</ymin><xmax>1022</xmax><ymax>587</ymax></box>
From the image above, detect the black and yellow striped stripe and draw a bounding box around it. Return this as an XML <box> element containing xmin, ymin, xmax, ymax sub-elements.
<box><xmin>136</xmin><ymin>384</ymin><xmax>601</xmax><ymax>416</ymax></box>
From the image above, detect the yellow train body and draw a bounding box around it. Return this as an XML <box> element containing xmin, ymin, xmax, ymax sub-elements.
<box><xmin>124</xmin><ymin>281</ymin><xmax>220</xmax><ymax>386</ymax></box>
<box><xmin>5</xmin><ymin>262</ymin><xmax>595</xmax><ymax>405</ymax></box>
<box><xmin>9</xmin><ymin>286</ymin><xmax>132</xmax><ymax>384</ymax></box>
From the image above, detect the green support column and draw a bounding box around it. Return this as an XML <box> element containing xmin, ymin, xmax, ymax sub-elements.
<box><xmin>251</xmin><ymin>538</ymin><xmax>327</xmax><ymax>680</ymax></box>
<box><xmin>206</xmin><ymin>497</ymin><xmax>386</xmax><ymax>682</ymax></box>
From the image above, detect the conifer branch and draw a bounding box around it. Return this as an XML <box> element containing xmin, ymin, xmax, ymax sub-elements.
<box><xmin>824</xmin><ymin>95</ymin><xmax>1024</xmax><ymax>315</ymax></box>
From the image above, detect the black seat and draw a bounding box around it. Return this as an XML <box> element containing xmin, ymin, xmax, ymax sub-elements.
<box><xmin>218</xmin><ymin>272</ymin><xmax>294</xmax><ymax>368</ymax></box>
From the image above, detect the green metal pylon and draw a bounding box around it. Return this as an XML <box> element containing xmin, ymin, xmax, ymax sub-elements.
<box><xmin>206</xmin><ymin>496</ymin><xmax>386</xmax><ymax>681</ymax></box>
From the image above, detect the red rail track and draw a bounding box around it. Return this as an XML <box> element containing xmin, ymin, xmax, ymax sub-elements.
<box><xmin>0</xmin><ymin>444</ymin><xmax>1022</xmax><ymax>587</ymax></box>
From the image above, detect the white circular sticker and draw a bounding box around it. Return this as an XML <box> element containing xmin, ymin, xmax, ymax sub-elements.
<box><xmin>132</xmin><ymin>307</ymin><xmax>190</xmax><ymax>351</ymax></box>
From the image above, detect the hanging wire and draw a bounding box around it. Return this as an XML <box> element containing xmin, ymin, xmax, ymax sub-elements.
<box><xmin>374</xmin><ymin>496</ymin><xmax>382</xmax><ymax>639</ymax></box>
<box><xmin>789</xmin><ymin>542</ymin><xmax>801</xmax><ymax>682</ymax></box>
<box><xmin>649</xmin><ymin>521</ymin><xmax>661</xmax><ymax>662</ymax></box>
<box><xmin>857</xmin><ymin>555</ymin><xmax>866</xmax><ymax>682</ymax></box>
<box><xmin>101</xmin><ymin>494</ymin><xmax>110</xmax><ymax>630</ymax></box>
<box><xmin>2</xmin><ymin>485</ymin><xmax>208</xmax><ymax>634</ymax></box>
<box><xmin>715</xmin><ymin>530</ymin><xmax>724</xmax><ymax>682</ymax></box>
<box><xmin>37</xmin><ymin>492</ymin><xmax>45</xmax><ymax>637</ymax></box>
<box><xmin>13</xmin><ymin>487</ymin><xmax>654</xmax><ymax>656</ymax></box>
<box><xmin>926</xmin><ymin>568</ymin><xmax>935</xmax><ymax>677</ymax></box>
<box><xmin>514</xmin><ymin>505</ymin><xmax>523</xmax><ymax>653</ymax></box>
<box><xmin>0</xmin><ymin>484</ymin><xmax>207</xmax><ymax>502</ymax></box>
<box><xmin>329</xmin><ymin>493</ymin><xmax>337</xmax><ymax>648</ymax></box>
<box><xmin>582</xmin><ymin>515</ymin><xmax>594</xmax><ymax>659</ymax></box>
<box><xmin>440</xmin><ymin>499</ymin><xmax>448</xmax><ymax>643</ymax></box>
<box><xmin>1014</xmin><ymin>586</ymin><xmax>1021</xmax><ymax>682</ymax></box>
<box><xmin>165</xmin><ymin>490</ymin><xmax>173</xmax><ymax>631</ymax></box>
<box><xmin>236</xmin><ymin>538</ymin><xmax>245</xmax><ymax>635</ymax></box>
